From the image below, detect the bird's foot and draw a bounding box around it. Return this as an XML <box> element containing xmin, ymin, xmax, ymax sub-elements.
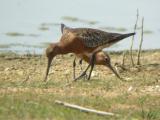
<box><xmin>74</xmin><ymin>72</ymin><xmax>87</xmax><ymax>81</ymax></box>
<box><xmin>83</xmin><ymin>73</ymin><xmax>88</xmax><ymax>80</ymax></box>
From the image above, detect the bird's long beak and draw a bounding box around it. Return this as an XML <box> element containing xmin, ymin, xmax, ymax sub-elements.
<box><xmin>44</xmin><ymin>56</ymin><xmax>54</xmax><ymax>82</ymax></box>
<box><xmin>107</xmin><ymin>63</ymin><xmax>121</xmax><ymax>80</ymax></box>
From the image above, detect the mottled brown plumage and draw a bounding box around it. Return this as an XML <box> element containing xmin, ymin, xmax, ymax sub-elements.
<box><xmin>76</xmin><ymin>52</ymin><xmax>108</xmax><ymax>65</ymax></box>
<box><xmin>61</xmin><ymin>24</ymin><xmax>135</xmax><ymax>48</ymax></box>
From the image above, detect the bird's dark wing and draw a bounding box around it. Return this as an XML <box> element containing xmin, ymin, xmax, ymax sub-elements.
<box><xmin>73</xmin><ymin>28</ymin><xmax>122</xmax><ymax>48</ymax></box>
<box><xmin>61</xmin><ymin>25</ymin><xmax>135</xmax><ymax>48</ymax></box>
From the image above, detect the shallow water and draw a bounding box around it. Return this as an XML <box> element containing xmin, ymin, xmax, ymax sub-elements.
<box><xmin>0</xmin><ymin>0</ymin><xmax>160</xmax><ymax>54</ymax></box>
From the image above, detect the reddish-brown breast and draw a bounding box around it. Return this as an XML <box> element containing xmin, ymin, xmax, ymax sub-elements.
<box><xmin>58</xmin><ymin>31</ymin><xmax>97</xmax><ymax>54</ymax></box>
<box><xmin>76</xmin><ymin>51</ymin><xmax>107</xmax><ymax>65</ymax></box>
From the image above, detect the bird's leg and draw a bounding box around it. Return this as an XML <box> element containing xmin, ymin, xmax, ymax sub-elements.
<box><xmin>87</xmin><ymin>56</ymin><xmax>95</xmax><ymax>80</ymax></box>
<box><xmin>74</xmin><ymin>47</ymin><xmax>101</xmax><ymax>81</ymax></box>
<box><xmin>86</xmin><ymin>48</ymin><xmax>102</xmax><ymax>80</ymax></box>
<box><xmin>73</xmin><ymin>57</ymin><xmax>76</xmax><ymax>79</ymax></box>
<box><xmin>79</xmin><ymin>59</ymin><xmax>83</xmax><ymax>70</ymax></box>
<box><xmin>79</xmin><ymin>59</ymin><xmax>88</xmax><ymax>79</ymax></box>
<box><xmin>75</xmin><ymin>48</ymin><xmax>101</xmax><ymax>81</ymax></box>
<box><xmin>74</xmin><ymin>53</ymin><xmax>96</xmax><ymax>81</ymax></box>
<box><xmin>74</xmin><ymin>63</ymin><xmax>91</xmax><ymax>81</ymax></box>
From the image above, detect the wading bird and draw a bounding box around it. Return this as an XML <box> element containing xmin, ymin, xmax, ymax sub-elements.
<box><xmin>44</xmin><ymin>24</ymin><xmax>135</xmax><ymax>81</ymax></box>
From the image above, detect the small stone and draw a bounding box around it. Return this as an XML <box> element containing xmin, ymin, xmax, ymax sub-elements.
<box><xmin>64</xmin><ymin>70</ymin><xmax>70</xmax><ymax>75</ymax></box>
<box><xmin>91</xmin><ymin>71</ymin><xmax>98</xmax><ymax>77</ymax></box>
<box><xmin>130</xmin><ymin>67</ymin><xmax>139</xmax><ymax>72</ymax></box>
<box><xmin>49</xmin><ymin>70</ymin><xmax>55</xmax><ymax>75</ymax></box>
<box><xmin>4</xmin><ymin>67</ymin><xmax>10</xmax><ymax>71</ymax></box>
<box><xmin>128</xmin><ymin>86</ymin><xmax>133</xmax><ymax>92</ymax></box>
<box><xmin>17</xmin><ymin>70</ymin><xmax>24</xmax><ymax>76</ymax></box>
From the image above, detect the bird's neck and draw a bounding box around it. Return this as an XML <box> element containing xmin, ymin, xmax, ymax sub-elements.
<box><xmin>55</xmin><ymin>42</ymin><xmax>70</xmax><ymax>55</ymax></box>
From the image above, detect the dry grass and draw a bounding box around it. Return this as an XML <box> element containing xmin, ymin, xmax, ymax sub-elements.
<box><xmin>0</xmin><ymin>50</ymin><xmax>160</xmax><ymax>120</ymax></box>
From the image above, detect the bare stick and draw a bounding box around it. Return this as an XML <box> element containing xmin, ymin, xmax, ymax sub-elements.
<box><xmin>137</xmin><ymin>17</ymin><xmax>144</xmax><ymax>65</ymax></box>
<box><xmin>122</xmin><ymin>51</ymin><xmax>127</xmax><ymax>66</ymax></box>
<box><xmin>130</xmin><ymin>9</ymin><xmax>139</xmax><ymax>66</ymax></box>
<box><xmin>55</xmin><ymin>100</ymin><xmax>115</xmax><ymax>116</ymax></box>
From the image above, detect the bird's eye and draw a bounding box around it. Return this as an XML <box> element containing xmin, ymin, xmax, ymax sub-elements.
<box><xmin>105</xmin><ymin>57</ymin><xmax>110</xmax><ymax>62</ymax></box>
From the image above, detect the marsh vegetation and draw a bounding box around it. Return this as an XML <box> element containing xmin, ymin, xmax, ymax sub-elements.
<box><xmin>0</xmin><ymin>50</ymin><xmax>159</xmax><ymax>120</ymax></box>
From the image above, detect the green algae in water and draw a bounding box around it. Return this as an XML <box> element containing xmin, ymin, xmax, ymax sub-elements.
<box><xmin>99</xmin><ymin>26</ymin><xmax>127</xmax><ymax>32</ymax></box>
<box><xmin>39</xmin><ymin>26</ymin><xmax>49</xmax><ymax>31</ymax></box>
<box><xmin>0</xmin><ymin>44</ymin><xmax>11</xmax><ymax>48</ymax></box>
<box><xmin>0</xmin><ymin>43</ymin><xmax>45</xmax><ymax>49</ymax></box>
<box><xmin>0</xmin><ymin>42</ymin><xmax>52</xmax><ymax>49</ymax></box>
<box><xmin>6</xmin><ymin>32</ymin><xmax>25</xmax><ymax>37</ymax></box>
<box><xmin>62</xmin><ymin>16</ymin><xmax>78</xmax><ymax>22</ymax></box>
<box><xmin>61</xmin><ymin>16</ymin><xmax>98</xmax><ymax>25</ymax></box>
<box><xmin>40</xmin><ymin>23</ymin><xmax>60</xmax><ymax>27</ymax></box>
<box><xmin>5</xmin><ymin>32</ymin><xmax>39</xmax><ymax>37</ymax></box>
<box><xmin>143</xmin><ymin>30</ymin><xmax>153</xmax><ymax>34</ymax></box>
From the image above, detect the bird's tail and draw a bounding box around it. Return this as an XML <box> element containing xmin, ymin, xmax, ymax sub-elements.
<box><xmin>116</xmin><ymin>32</ymin><xmax>136</xmax><ymax>40</ymax></box>
<box><xmin>108</xmin><ymin>32</ymin><xmax>136</xmax><ymax>45</ymax></box>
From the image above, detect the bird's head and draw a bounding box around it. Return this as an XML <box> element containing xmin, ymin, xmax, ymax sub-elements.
<box><xmin>104</xmin><ymin>53</ymin><xmax>121</xmax><ymax>80</ymax></box>
<box><xmin>104</xmin><ymin>53</ymin><xmax>111</xmax><ymax>66</ymax></box>
<box><xmin>44</xmin><ymin>43</ymin><xmax>59</xmax><ymax>81</ymax></box>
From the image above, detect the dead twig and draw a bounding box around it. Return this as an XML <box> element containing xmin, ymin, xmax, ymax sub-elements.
<box><xmin>137</xmin><ymin>17</ymin><xmax>144</xmax><ymax>65</ymax></box>
<box><xmin>121</xmin><ymin>51</ymin><xmax>127</xmax><ymax>67</ymax></box>
<box><xmin>130</xmin><ymin>9</ymin><xmax>139</xmax><ymax>66</ymax></box>
<box><xmin>55</xmin><ymin>100</ymin><xmax>116</xmax><ymax>116</ymax></box>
